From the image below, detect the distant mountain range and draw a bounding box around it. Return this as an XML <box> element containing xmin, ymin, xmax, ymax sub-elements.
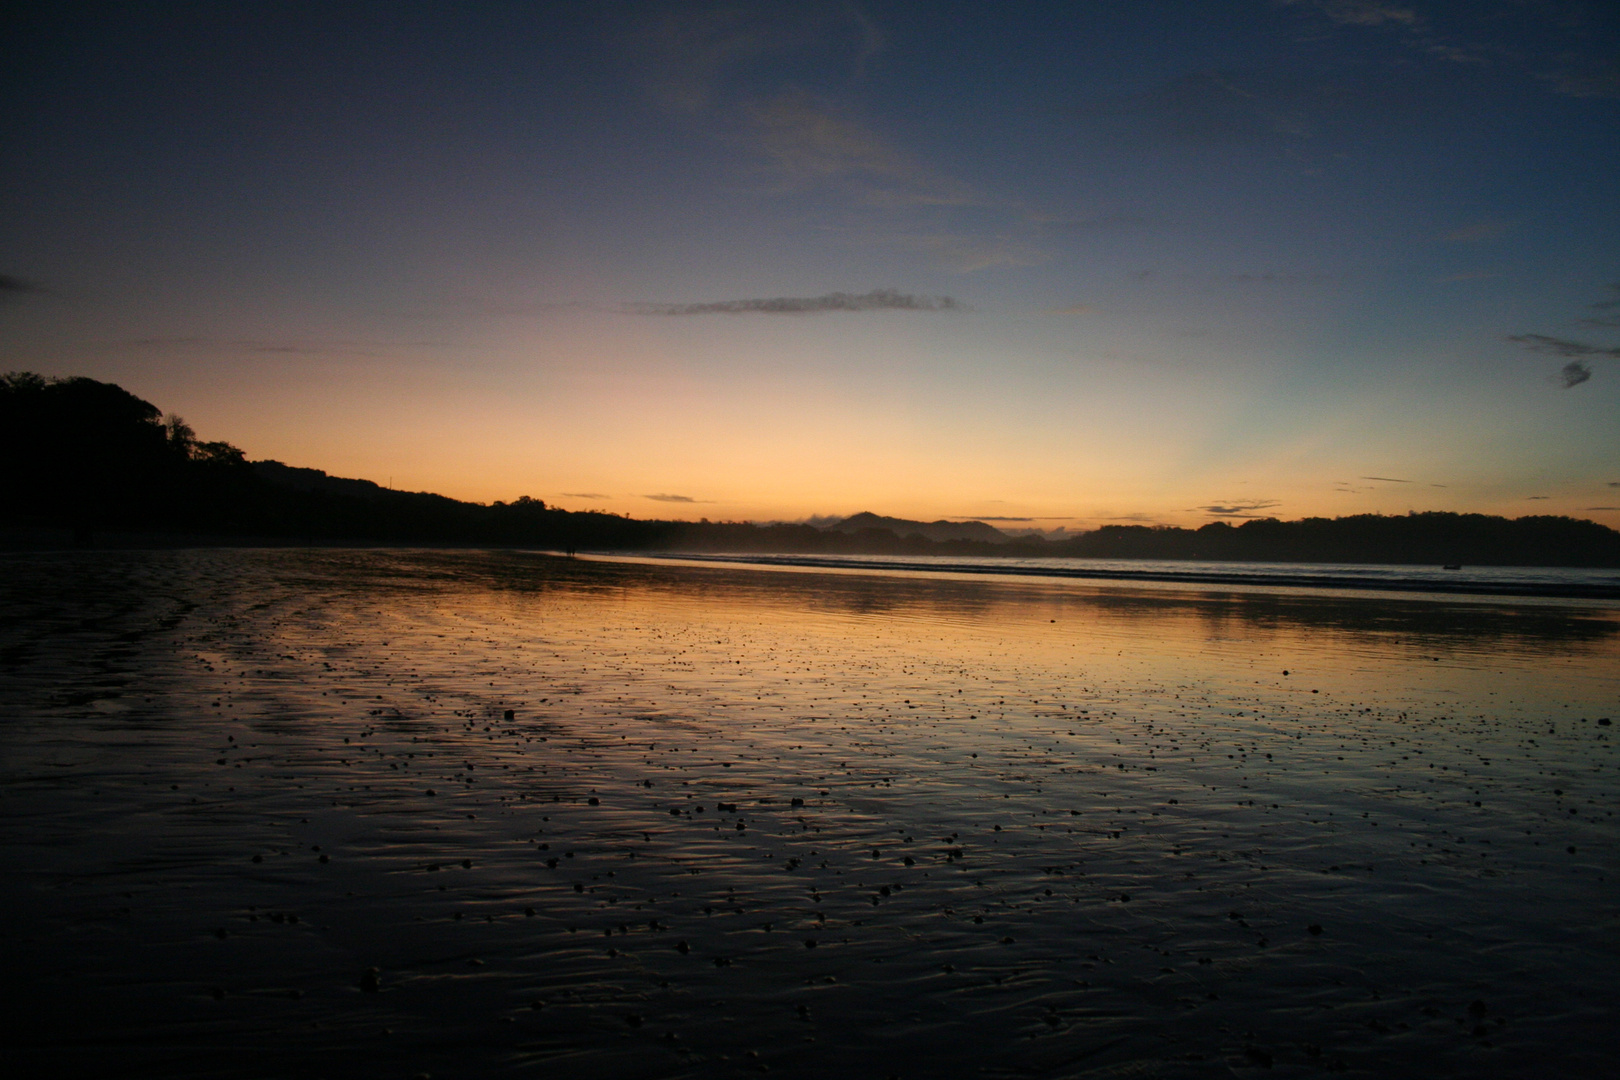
<box><xmin>6</xmin><ymin>372</ymin><xmax>1620</xmax><ymax>567</ymax></box>
<box><xmin>821</xmin><ymin>512</ymin><xmax>1010</xmax><ymax>544</ymax></box>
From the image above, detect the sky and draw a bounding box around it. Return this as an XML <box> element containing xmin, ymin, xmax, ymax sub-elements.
<box><xmin>3</xmin><ymin>0</ymin><xmax>1619</xmax><ymax>531</ymax></box>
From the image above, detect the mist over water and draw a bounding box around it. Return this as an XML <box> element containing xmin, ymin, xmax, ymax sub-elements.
<box><xmin>2</xmin><ymin>549</ymin><xmax>1615</xmax><ymax>1079</ymax></box>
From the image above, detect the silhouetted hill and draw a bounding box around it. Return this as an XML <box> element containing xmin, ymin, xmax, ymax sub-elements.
<box><xmin>825</xmin><ymin>512</ymin><xmax>1009</xmax><ymax>543</ymax></box>
<box><xmin>253</xmin><ymin>460</ymin><xmax>397</xmax><ymax>501</ymax></box>
<box><xmin>1053</xmin><ymin>516</ymin><xmax>1620</xmax><ymax>568</ymax></box>
<box><xmin>4</xmin><ymin>372</ymin><xmax>1618</xmax><ymax>566</ymax></box>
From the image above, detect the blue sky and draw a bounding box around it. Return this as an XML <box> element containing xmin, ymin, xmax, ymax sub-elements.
<box><xmin>3</xmin><ymin>1</ymin><xmax>1618</xmax><ymax>528</ymax></box>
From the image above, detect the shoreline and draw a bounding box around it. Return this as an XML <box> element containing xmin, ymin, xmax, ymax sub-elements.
<box><xmin>4</xmin><ymin>531</ymin><xmax>1619</xmax><ymax>600</ymax></box>
<box><xmin>605</xmin><ymin>550</ymin><xmax>1620</xmax><ymax>602</ymax></box>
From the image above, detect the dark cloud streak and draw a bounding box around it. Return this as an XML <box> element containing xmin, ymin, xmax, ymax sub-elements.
<box><xmin>1195</xmin><ymin>500</ymin><xmax>1282</xmax><ymax>518</ymax></box>
<box><xmin>0</xmin><ymin>274</ymin><xmax>44</xmax><ymax>296</ymax></box>
<box><xmin>1561</xmin><ymin>361</ymin><xmax>1593</xmax><ymax>388</ymax></box>
<box><xmin>1509</xmin><ymin>333</ymin><xmax>1620</xmax><ymax>359</ymax></box>
<box><xmin>631</xmin><ymin>288</ymin><xmax>964</xmax><ymax>316</ymax></box>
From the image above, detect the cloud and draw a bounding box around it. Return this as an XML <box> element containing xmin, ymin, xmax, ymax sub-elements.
<box><xmin>1195</xmin><ymin>500</ymin><xmax>1282</xmax><ymax>518</ymax></box>
<box><xmin>1281</xmin><ymin>1</ymin><xmax>1617</xmax><ymax>101</ymax></box>
<box><xmin>635</xmin><ymin>7</ymin><xmax>879</xmax><ymax>115</ymax></box>
<box><xmin>632</xmin><ymin>11</ymin><xmax>978</xmax><ymax>210</ymax></box>
<box><xmin>1512</xmin><ymin>286</ymin><xmax>1620</xmax><ymax>387</ymax></box>
<box><xmin>1561</xmin><ymin>361</ymin><xmax>1593</xmax><ymax>388</ymax></box>
<box><xmin>631</xmin><ymin>288</ymin><xmax>964</xmax><ymax>316</ymax></box>
<box><xmin>1546</xmin><ymin>59</ymin><xmax>1620</xmax><ymax>99</ymax></box>
<box><xmin>962</xmin><ymin>516</ymin><xmax>1033</xmax><ymax>522</ymax></box>
<box><xmin>1042</xmin><ymin>213</ymin><xmax>1161</xmax><ymax>237</ymax></box>
<box><xmin>882</xmin><ymin>233</ymin><xmax>1051</xmax><ymax>274</ymax></box>
<box><xmin>113</xmin><ymin>336</ymin><xmax>446</xmax><ymax>356</ymax></box>
<box><xmin>1586</xmin><ymin>506</ymin><xmax>1620</xmax><ymax>511</ymax></box>
<box><xmin>560</xmin><ymin>492</ymin><xmax>611</xmax><ymax>500</ymax></box>
<box><xmin>745</xmin><ymin>93</ymin><xmax>973</xmax><ymax>207</ymax></box>
<box><xmin>1579</xmin><ymin>285</ymin><xmax>1620</xmax><ymax>327</ymax></box>
<box><xmin>1609</xmin><ymin>482</ymin><xmax>1620</xmax><ymax>488</ymax></box>
<box><xmin>1526</xmin><ymin>495</ymin><xmax>1550</xmax><ymax>500</ymax></box>
<box><xmin>1509</xmin><ymin>334</ymin><xmax>1620</xmax><ymax>359</ymax></box>
<box><xmin>1281</xmin><ymin>0</ymin><xmax>1416</xmax><ymax>27</ymax></box>
<box><xmin>1047</xmin><ymin>303</ymin><xmax>1096</xmax><ymax>315</ymax></box>
<box><xmin>1132</xmin><ymin>268</ymin><xmax>1332</xmax><ymax>286</ymax></box>
<box><xmin>1361</xmin><ymin>475</ymin><xmax>1414</xmax><ymax>483</ymax></box>
<box><xmin>1112</xmin><ymin>70</ymin><xmax>1332</xmax><ymax>146</ymax></box>
<box><xmin>0</xmin><ymin>273</ymin><xmax>43</xmax><ymax>294</ymax></box>
<box><xmin>1442</xmin><ymin>220</ymin><xmax>1511</xmax><ymax>243</ymax></box>
<box><xmin>643</xmin><ymin>493</ymin><xmax>701</xmax><ymax>503</ymax></box>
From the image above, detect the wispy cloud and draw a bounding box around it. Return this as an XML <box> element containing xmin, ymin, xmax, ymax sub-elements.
<box><xmin>745</xmin><ymin>93</ymin><xmax>973</xmax><ymax>207</ymax></box>
<box><xmin>1526</xmin><ymin>495</ymin><xmax>1550</xmax><ymax>500</ymax></box>
<box><xmin>1283</xmin><ymin>0</ymin><xmax>1619</xmax><ymax>99</ymax></box>
<box><xmin>1282</xmin><ymin>0</ymin><xmax>1417</xmax><ymax>27</ymax></box>
<box><xmin>848</xmin><ymin>233</ymin><xmax>1049</xmax><ymax>276</ymax></box>
<box><xmin>1442</xmin><ymin>220</ymin><xmax>1511</xmax><ymax>243</ymax></box>
<box><xmin>630</xmin><ymin>288</ymin><xmax>964</xmax><ymax>316</ymax></box>
<box><xmin>0</xmin><ymin>273</ymin><xmax>44</xmax><ymax>294</ymax></box>
<box><xmin>1106</xmin><ymin>69</ymin><xmax>1333</xmax><ymax>147</ymax></box>
<box><xmin>1511</xmin><ymin>284</ymin><xmax>1620</xmax><ymax>386</ymax></box>
<box><xmin>1361</xmin><ymin>475</ymin><xmax>1414</xmax><ymax>483</ymax></box>
<box><xmin>1041</xmin><ymin>212</ymin><xmax>1161</xmax><ymax>236</ymax></box>
<box><xmin>1578</xmin><ymin>283</ymin><xmax>1620</xmax><ymax>328</ymax></box>
<box><xmin>643</xmin><ymin>493</ymin><xmax>703</xmax><ymax>503</ymax></box>
<box><xmin>560</xmin><ymin>492</ymin><xmax>611</xmax><ymax>500</ymax></box>
<box><xmin>113</xmin><ymin>336</ymin><xmax>449</xmax><ymax>356</ymax></box>
<box><xmin>1545</xmin><ymin>59</ymin><xmax>1620</xmax><ymax>99</ymax></box>
<box><xmin>1195</xmin><ymin>500</ymin><xmax>1282</xmax><ymax>518</ymax></box>
<box><xmin>1508</xmin><ymin>333</ymin><xmax>1620</xmax><ymax>359</ymax></box>
<box><xmin>1132</xmin><ymin>268</ymin><xmax>1332</xmax><ymax>286</ymax></box>
<box><xmin>633</xmin><ymin>10</ymin><xmax>974</xmax><ymax>209</ymax></box>
<box><xmin>1586</xmin><ymin>506</ymin><xmax>1620</xmax><ymax>511</ymax></box>
<box><xmin>636</xmin><ymin>7</ymin><xmax>876</xmax><ymax>115</ymax></box>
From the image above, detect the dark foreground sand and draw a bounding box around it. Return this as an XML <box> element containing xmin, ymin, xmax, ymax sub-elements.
<box><xmin>1</xmin><ymin>548</ymin><xmax>1615</xmax><ymax>1079</ymax></box>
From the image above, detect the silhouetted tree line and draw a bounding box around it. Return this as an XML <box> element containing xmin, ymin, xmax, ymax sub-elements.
<box><xmin>4</xmin><ymin>372</ymin><xmax>1617</xmax><ymax>566</ymax></box>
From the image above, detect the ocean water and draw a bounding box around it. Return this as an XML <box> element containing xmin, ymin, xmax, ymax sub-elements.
<box><xmin>1</xmin><ymin>548</ymin><xmax>1616</xmax><ymax>1079</ymax></box>
<box><xmin>626</xmin><ymin>552</ymin><xmax>1620</xmax><ymax>600</ymax></box>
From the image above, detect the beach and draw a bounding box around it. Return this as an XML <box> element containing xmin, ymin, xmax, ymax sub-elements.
<box><xmin>1</xmin><ymin>548</ymin><xmax>1615</xmax><ymax>1078</ymax></box>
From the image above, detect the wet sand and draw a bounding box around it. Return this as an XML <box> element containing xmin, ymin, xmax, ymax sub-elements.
<box><xmin>1</xmin><ymin>548</ymin><xmax>1615</xmax><ymax>1079</ymax></box>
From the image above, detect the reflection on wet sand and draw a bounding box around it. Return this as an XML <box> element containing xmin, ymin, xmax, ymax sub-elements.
<box><xmin>1</xmin><ymin>549</ymin><xmax>1615</xmax><ymax>1079</ymax></box>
